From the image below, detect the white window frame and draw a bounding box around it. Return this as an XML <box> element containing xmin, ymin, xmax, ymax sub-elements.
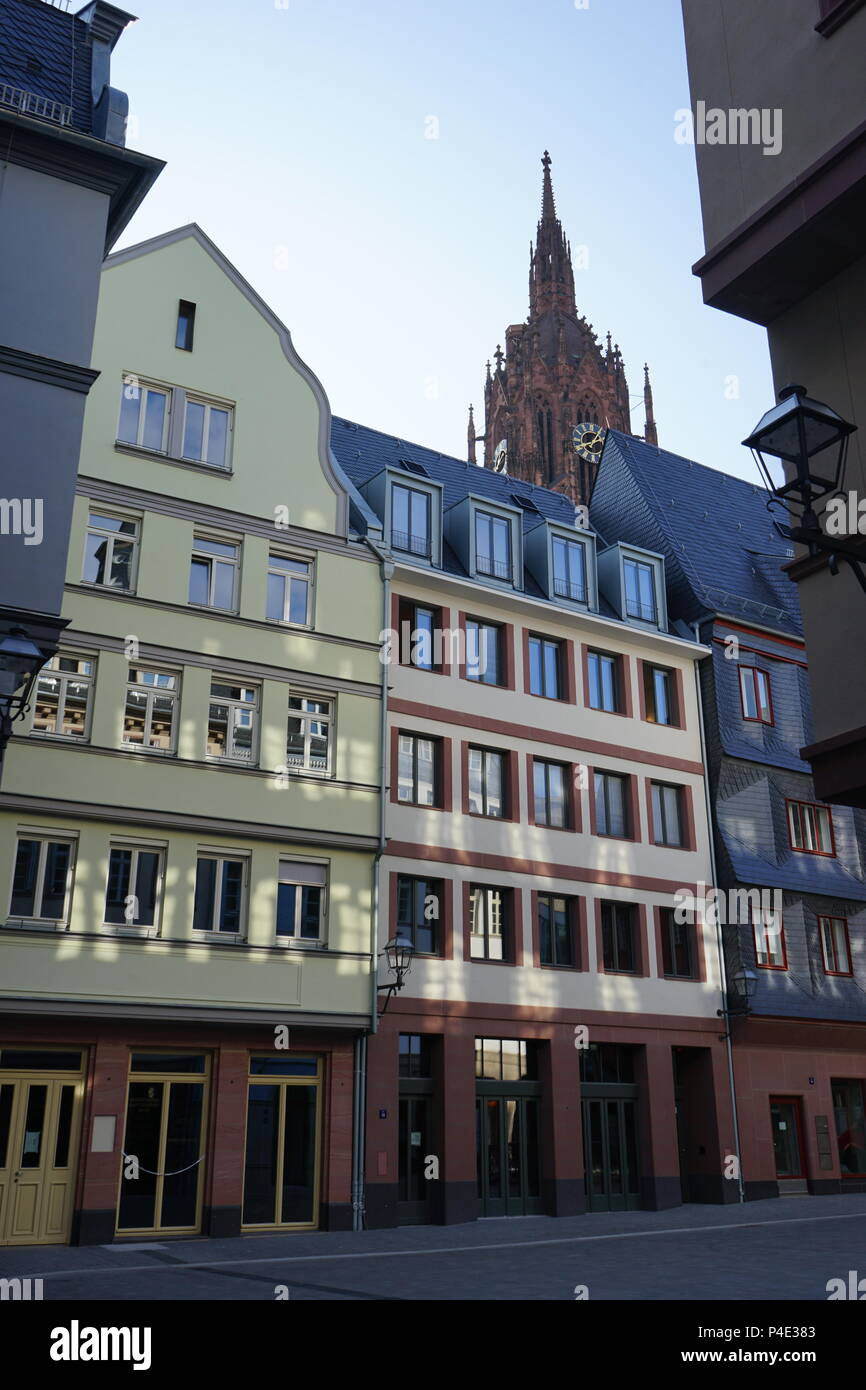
<box><xmin>123</xmin><ymin>667</ymin><xmax>180</xmax><ymax>755</ymax></box>
<box><xmin>189</xmin><ymin>534</ymin><xmax>240</xmax><ymax>612</ymax></box>
<box><xmin>8</xmin><ymin>832</ymin><xmax>77</xmax><ymax>927</ymax></box>
<box><xmin>267</xmin><ymin>552</ymin><xmax>314</xmax><ymax>627</ymax></box>
<box><xmin>103</xmin><ymin>840</ymin><xmax>165</xmax><ymax>935</ymax></box>
<box><xmin>31</xmin><ymin>653</ymin><xmax>96</xmax><ymax>741</ymax></box>
<box><xmin>82</xmin><ymin>508</ymin><xmax>140</xmax><ymax>592</ymax></box>
<box><xmin>117</xmin><ymin>377</ymin><xmax>171</xmax><ymax>452</ymax></box>
<box><xmin>181</xmin><ymin>394</ymin><xmax>234</xmax><ymax>471</ymax></box>
<box><xmin>286</xmin><ymin>692</ymin><xmax>334</xmax><ymax>776</ymax></box>
<box><xmin>116</xmin><ymin>375</ymin><xmax>235</xmax><ymax>473</ymax></box>
<box><xmin>207</xmin><ymin>679</ymin><xmax>259</xmax><ymax>764</ymax></box>
<box><xmin>192</xmin><ymin>851</ymin><xmax>248</xmax><ymax>938</ymax></box>
<box><xmin>275</xmin><ymin>859</ymin><xmax>328</xmax><ymax>947</ymax></box>
<box><xmin>651</xmin><ymin>781</ymin><xmax>683</xmax><ymax>847</ymax></box>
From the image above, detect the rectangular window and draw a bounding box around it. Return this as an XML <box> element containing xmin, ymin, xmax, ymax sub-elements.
<box><xmin>398</xmin><ymin>600</ymin><xmax>443</xmax><ymax>671</ymax></box>
<box><xmin>651</xmin><ymin>781</ymin><xmax>684</xmax><ymax>847</ymax></box>
<box><xmin>468</xmin><ymin>746</ymin><xmax>505</xmax><ymax>818</ymax></box>
<box><xmin>396</xmin><ymin>876</ymin><xmax>441</xmax><ymax>955</ymax></box>
<box><xmin>739</xmin><ymin>666</ymin><xmax>773</xmax><ymax>724</ymax></box>
<box><xmin>533</xmin><ymin>759</ymin><xmax>569</xmax><ymax>828</ymax></box>
<box><xmin>176</xmin><ymin>300</ymin><xmax>196</xmax><ymax>352</ymax></box>
<box><xmin>787</xmin><ymin>799</ymin><xmax>835</xmax><ymax>856</ymax></box>
<box><xmin>104</xmin><ymin>845</ymin><xmax>161</xmax><ymax>928</ymax></box>
<box><xmin>10</xmin><ymin>837</ymin><xmax>74</xmax><ymax>922</ymax></box>
<box><xmin>399</xmin><ymin>1034</ymin><xmax>433</xmax><ymax>1079</ymax></box>
<box><xmin>528</xmin><ymin>634</ymin><xmax>562</xmax><ymax>699</ymax></box>
<box><xmin>193</xmin><ymin>855</ymin><xmax>245</xmax><ymax>934</ymax></box>
<box><xmin>465</xmin><ymin>620</ymin><xmax>503</xmax><ymax>686</ymax></box>
<box><xmin>475</xmin><ymin>1038</ymin><xmax>536</xmax><ymax>1081</ymax></box>
<box><xmin>623</xmin><ymin>557</ymin><xmax>657</xmax><ymax>623</ymax></box>
<box><xmin>552</xmin><ymin>536</ymin><xmax>587</xmax><ymax>603</ymax></box>
<box><xmin>594</xmin><ymin>771</ymin><xmax>628</xmax><ymax>838</ymax></box>
<box><xmin>391</xmin><ymin>484</ymin><xmax>432</xmax><ymax>558</ymax></box>
<box><xmin>644</xmin><ymin>664</ymin><xmax>676</xmax><ymax>726</ymax></box>
<box><xmin>469</xmin><ymin>885</ymin><xmax>510</xmax><ymax>962</ymax></box>
<box><xmin>189</xmin><ymin>535</ymin><xmax>239</xmax><ymax>610</ymax></box>
<box><xmin>182</xmin><ymin>396</ymin><xmax>232</xmax><ymax>469</ymax></box>
<box><xmin>601</xmin><ymin>901</ymin><xmax>638</xmax><ymax>973</ymax></box>
<box><xmin>117</xmin><ymin>379</ymin><xmax>170</xmax><ymax>452</ymax></box>
<box><xmin>832</xmin><ymin>1079</ymin><xmax>866</xmax><ymax>1177</ymax></box>
<box><xmin>753</xmin><ymin>906</ymin><xmax>786</xmax><ymax>969</ymax></box>
<box><xmin>123</xmin><ymin>668</ymin><xmax>178</xmax><ymax>753</ymax></box>
<box><xmin>286</xmin><ymin>695</ymin><xmax>332</xmax><ymax>774</ymax></box>
<box><xmin>267</xmin><ymin>554</ymin><xmax>311</xmax><ymax>626</ymax></box>
<box><xmin>207</xmin><ymin>681</ymin><xmax>258</xmax><ymax>763</ymax></box>
<box><xmin>538</xmin><ymin>893</ymin><xmax>574</xmax><ymax>967</ymax></box>
<box><xmin>587</xmin><ymin>650</ymin><xmax>620</xmax><ymax>712</ymax></box>
<box><xmin>82</xmin><ymin>510</ymin><xmax>139</xmax><ymax>590</ymax></box>
<box><xmin>659</xmin><ymin>906</ymin><xmax>696</xmax><ymax>979</ymax></box>
<box><xmin>475</xmin><ymin>510</ymin><xmax>512</xmax><ymax>581</ymax></box>
<box><xmin>820</xmin><ymin>915</ymin><xmax>852</xmax><ymax>976</ymax></box>
<box><xmin>397</xmin><ymin>733</ymin><xmax>439</xmax><ymax>806</ymax></box>
<box><xmin>276</xmin><ymin>862</ymin><xmax>326</xmax><ymax>942</ymax></box>
<box><xmin>32</xmin><ymin>655</ymin><xmax>94</xmax><ymax>739</ymax></box>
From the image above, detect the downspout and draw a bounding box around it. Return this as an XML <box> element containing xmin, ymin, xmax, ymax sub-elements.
<box><xmin>692</xmin><ymin>620</ymin><xmax>745</xmax><ymax>1204</ymax></box>
<box><xmin>349</xmin><ymin>536</ymin><xmax>393</xmax><ymax>1231</ymax></box>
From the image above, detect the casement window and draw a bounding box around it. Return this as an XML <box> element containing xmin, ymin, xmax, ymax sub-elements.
<box><xmin>391</xmin><ymin>483</ymin><xmax>432</xmax><ymax>559</ymax></box>
<box><xmin>739</xmin><ymin>666</ymin><xmax>773</xmax><ymax>724</ymax></box>
<box><xmin>82</xmin><ymin>510</ymin><xmax>139</xmax><ymax>590</ymax></box>
<box><xmin>753</xmin><ymin>905</ymin><xmax>787</xmax><ymax>969</ymax></box>
<box><xmin>31</xmin><ymin>655</ymin><xmax>94</xmax><ymax>739</ymax></box>
<box><xmin>267</xmin><ymin>553</ymin><xmax>312</xmax><ymax>626</ymax></box>
<box><xmin>397</xmin><ymin>732</ymin><xmax>439</xmax><ymax>806</ymax></box>
<box><xmin>286</xmin><ymin>695</ymin><xmax>333</xmax><ymax>774</ymax></box>
<box><xmin>193</xmin><ymin>855</ymin><xmax>245</xmax><ymax>934</ymax></box>
<box><xmin>104</xmin><ymin>845</ymin><xmax>162</xmax><ymax>928</ymax></box>
<box><xmin>10</xmin><ymin>836</ymin><xmax>75</xmax><ymax>923</ymax></box>
<box><xmin>398</xmin><ymin>599</ymin><xmax>444</xmax><ymax>671</ymax></box>
<box><xmin>182</xmin><ymin>395</ymin><xmax>232</xmax><ymax>469</ymax></box>
<box><xmin>396</xmin><ymin>875</ymin><xmax>442</xmax><ymax>955</ymax></box>
<box><xmin>831</xmin><ymin>1079</ymin><xmax>866</xmax><ymax>1177</ymax></box>
<box><xmin>176</xmin><ymin>300</ymin><xmax>196</xmax><ymax>352</ymax></box>
<box><xmin>594</xmin><ymin>771</ymin><xmax>629</xmax><ymax>838</ymax></box>
<box><xmin>533</xmin><ymin>758</ymin><xmax>569</xmax><ymax>828</ymax></box>
<box><xmin>465</xmin><ymin>619</ymin><xmax>503</xmax><ymax>686</ymax></box>
<box><xmin>644</xmin><ymin>664</ymin><xmax>676</xmax><ymax>726</ymax></box>
<box><xmin>475</xmin><ymin>509</ymin><xmax>512</xmax><ymax>581</ymax></box>
<box><xmin>117</xmin><ymin>379</ymin><xmax>171</xmax><ymax>452</ymax></box>
<box><xmin>552</xmin><ymin>535</ymin><xmax>588</xmax><ymax>604</ymax></box>
<box><xmin>538</xmin><ymin>893</ymin><xmax>574</xmax><ymax>967</ymax></box>
<box><xmin>659</xmin><ymin>906</ymin><xmax>697</xmax><ymax>979</ymax></box>
<box><xmin>468</xmin><ymin>746</ymin><xmax>505</xmax><ymax>818</ymax></box>
<box><xmin>276</xmin><ymin>861</ymin><xmax>326</xmax><ymax>943</ymax></box>
<box><xmin>651</xmin><ymin>781</ymin><xmax>684</xmax><ymax>847</ymax></box>
<box><xmin>601</xmin><ymin>901</ymin><xmax>638</xmax><ymax>973</ymax></box>
<box><xmin>123</xmin><ymin>668</ymin><xmax>178</xmax><ymax>753</ymax></box>
<box><xmin>623</xmin><ymin>557</ymin><xmax>657</xmax><ymax>623</ymax></box>
<box><xmin>820</xmin><ymin>915</ymin><xmax>852</xmax><ymax>976</ymax></box>
<box><xmin>787</xmin><ymin>799</ymin><xmax>835</xmax><ymax>856</ymax></box>
<box><xmin>207</xmin><ymin>681</ymin><xmax>258</xmax><ymax>763</ymax></box>
<box><xmin>587</xmin><ymin>649</ymin><xmax>621</xmax><ymax>713</ymax></box>
<box><xmin>528</xmin><ymin>634</ymin><xmax>563</xmax><ymax>699</ymax></box>
<box><xmin>469</xmin><ymin>885</ymin><xmax>511</xmax><ymax>962</ymax></box>
<box><xmin>189</xmin><ymin>535</ymin><xmax>239</xmax><ymax>610</ymax></box>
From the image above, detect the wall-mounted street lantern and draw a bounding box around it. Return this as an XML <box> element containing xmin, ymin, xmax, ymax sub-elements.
<box><xmin>0</xmin><ymin>627</ymin><xmax>45</xmax><ymax>755</ymax></box>
<box><xmin>744</xmin><ymin>383</ymin><xmax>864</xmax><ymax>594</ymax></box>
<box><xmin>717</xmin><ymin>965</ymin><xmax>759</xmax><ymax>1038</ymax></box>
<box><xmin>377</xmin><ymin>935</ymin><xmax>414</xmax><ymax>1014</ymax></box>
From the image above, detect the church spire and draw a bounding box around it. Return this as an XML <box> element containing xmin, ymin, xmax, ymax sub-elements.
<box><xmin>528</xmin><ymin>150</ymin><xmax>576</xmax><ymax>319</ymax></box>
<box><xmin>643</xmin><ymin>363</ymin><xmax>658</xmax><ymax>447</ymax></box>
<box><xmin>541</xmin><ymin>149</ymin><xmax>556</xmax><ymax>222</ymax></box>
<box><xmin>467</xmin><ymin>403</ymin><xmax>477</xmax><ymax>464</ymax></box>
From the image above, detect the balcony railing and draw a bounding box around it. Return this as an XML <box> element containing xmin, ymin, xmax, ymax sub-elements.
<box><xmin>554</xmin><ymin>577</ymin><xmax>587</xmax><ymax>603</ymax></box>
<box><xmin>0</xmin><ymin>83</ymin><xmax>72</xmax><ymax>126</ymax></box>
<box><xmin>392</xmin><ymin>530</ymin><xmax>432</xmax><ymax>559</ymax></box>
<box><xmin>476</xmin><ymin>555</ymin><xmax>512</xmax><ymax>581</ymax></box>
<box><xmin>625</xmin><ymin>599</ymin><xmax>658</xmax><ymax>623</ymax></box>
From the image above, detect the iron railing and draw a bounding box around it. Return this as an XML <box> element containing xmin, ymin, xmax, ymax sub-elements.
<box><xmin>0</xmin><ymin>83</ymin><xmax>72</xmax><ymax>126</ymax></box>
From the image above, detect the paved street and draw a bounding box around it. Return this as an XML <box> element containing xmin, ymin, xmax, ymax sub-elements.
<box><xmin>3</xmin><ymin>1194</ymin><xmax>866</xmax><ymax>1301</ymax></box>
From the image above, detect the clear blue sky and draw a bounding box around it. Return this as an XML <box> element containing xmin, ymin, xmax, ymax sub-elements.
<box><xmin>112</xmin><ymin>0</ymin><xmax>774</xmax><ymax>481</ymax></box>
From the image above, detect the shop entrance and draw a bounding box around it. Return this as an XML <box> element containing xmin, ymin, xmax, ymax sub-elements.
<box><xmin>242</xmin><ymin>1055</ymin><xmax>321</xmax><ymax>1231</ymax></box>
<box><xmin>116</xmin><ymin>1053</ymin><xmax>209</xmax><ymax>1236</ymax></box>
<box><xmin>0</xmin><ymin>1049</ymin><xmax>85</xmax><ymax>1246</ymax></box>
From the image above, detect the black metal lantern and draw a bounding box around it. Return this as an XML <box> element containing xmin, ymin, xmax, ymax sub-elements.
<box><xmin>0</xmin><ymin>627</ymin><xmax>45</xmax><ymax>753</ymax></box>
<box><xmin>717</xmin><ymin>964</ymin><xmax>759</xmax><ymax>1035</ymax></box>
<box><xmin>377</xmin><ymin>935</ymin><xmax>414</xmax><ymax>1013</ymax></box>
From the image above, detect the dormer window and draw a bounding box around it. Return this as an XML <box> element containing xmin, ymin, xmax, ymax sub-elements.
<box><xmin>623</xmin><ymin>557</ymin><xmax>657</xmax><ymax>624</ymax></box>
<box><xmin>475</xmin><ymin>510</ymin><xmax>512</xmax><ymax>581</ymax></box>
<box><xmin>552</xmin><ymin>535</ymin><xmax>587</xmax><ymax>604</ymax></box>
<box><xmin>392</xmin><ymin>483</ymin><xmax>431</xmax><ymax>559</ymax></box>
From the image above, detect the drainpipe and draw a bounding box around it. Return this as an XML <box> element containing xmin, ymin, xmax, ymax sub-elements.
<box><xmin>349</xmin><ymin>536</ymin><xmax>393</xmax><ymax>1231</ymax></box>
<box><xmin>692</xmin><ymin>620</ymin><xmax>745</xmax><ymax>1204</ymax></box>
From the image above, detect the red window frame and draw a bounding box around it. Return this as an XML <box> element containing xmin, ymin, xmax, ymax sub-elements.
<box><xmin>739</xmin><ymin>665</ymin><xmax>774</xmax><ymax>725</ymax></box>
<box><xmin>752</xmin><ymin>907</ymin><xmax>788</xmax><ymax>970</ymax></box>
<box><xmin>786</xmin><ymin>799</ymin><xmax>836</xmax><ymax>857</ymax></box>
<box><xmin>819</xmin><ymin>915</ymin><xmax>853</xmax><ymax>976</ymax></box>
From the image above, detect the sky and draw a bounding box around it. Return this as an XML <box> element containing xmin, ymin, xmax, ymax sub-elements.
<box><xmin>110</xmin><ymin>0</ymin><xmax>775</xmax><ymax>481</ymax></box>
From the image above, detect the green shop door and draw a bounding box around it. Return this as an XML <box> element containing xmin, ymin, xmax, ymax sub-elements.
<box><xmin>476</xmin><ymin>1096</ymin><xmax>542</xmax><ymax>1216</ymax></box>
<box><xmin>582</xmin><ymin>1096</ymin><xmax>641</xmax><ymax>1212</ymax></box>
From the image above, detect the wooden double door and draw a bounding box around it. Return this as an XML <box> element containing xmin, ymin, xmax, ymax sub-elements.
<box><xmin>0</xmin><ymin>1055</ymin><xmax>85</xmax><ymax>1246</ymax></box>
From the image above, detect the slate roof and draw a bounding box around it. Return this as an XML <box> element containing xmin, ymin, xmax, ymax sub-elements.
<box><xmin>0</xmin><ymin>0</ymin><xmax>94</xmax><ymax>134</ymax></box>
<box><xmin>590</xmin><ymin>431</ymin><xmax>802</xmax><ymax>637</ymax></box>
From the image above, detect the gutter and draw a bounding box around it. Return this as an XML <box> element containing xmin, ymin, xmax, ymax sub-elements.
<box><xmin>692</xmin><ymin>619</ymin><xmax>745</xmax><ymax>1204</ymax></box>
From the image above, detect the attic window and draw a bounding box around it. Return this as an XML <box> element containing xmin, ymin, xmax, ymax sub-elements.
<box><xmin>176</xmin><ymin>300</ymin><xmax>196</xmax><ymax>352</ymax></box>
<box><xmin>399</xmin><ymin>459</ymin><xmax>428</xmax><ymax>477</ymax></box>
<box><xmin>510</xmin><ymin>492</ymin><xmax>541</xmax><ymax>514</ymax></box>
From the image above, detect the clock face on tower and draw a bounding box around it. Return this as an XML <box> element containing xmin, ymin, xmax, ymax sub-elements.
<box><xmin>572</xmin><ymin>422</ymin><xmax>605</xmax><ymax>464</ymax></box>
